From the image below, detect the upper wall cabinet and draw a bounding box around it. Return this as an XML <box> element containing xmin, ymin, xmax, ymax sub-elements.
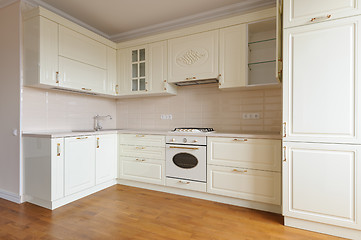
<box><xmin>23</xmin><ymin>7</ymin><xmax>117</xmax><ymax>96</ymax></box>
<box><xmin>284</xmin><ymin>0</ymin><xmax>361</xmax><ymax>28</ymax></box>
<box><xmin>117</xmin><ymin>41</ymin><xmax>177</xmax><ymax>97</ymax></box>
<box><xmin>168</xmin><ymin>30</ymin><xmax>219</xmax><ymax>83</ymax></box>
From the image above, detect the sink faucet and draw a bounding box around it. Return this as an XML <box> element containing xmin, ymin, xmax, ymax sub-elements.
<box><xmin>94</xmin><ymin>115</ymin><xmax>112</xmax><ymax>131</ymax></box>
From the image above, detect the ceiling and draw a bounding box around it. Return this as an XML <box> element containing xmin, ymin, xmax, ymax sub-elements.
<box><xmin>25</xmin><ymin>0</ymin><xmax>275</xmax><ymax>42</ymax></box>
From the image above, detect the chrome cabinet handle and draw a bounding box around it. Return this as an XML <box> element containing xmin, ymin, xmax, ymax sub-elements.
<box><xmin>310</xmin><ymin>14</ymin><xmax>331</xmax><ymax>22</ymax></box>
<box><xmin>233</xmin><ymin>138</ymin><xmax>247</xmax><ymax>142</ymax></box>
<box><xmin>232</xmin><ymin>169</ymin><xmax>248</xmax><ymax>173</ymax></box>
<box><xmin>57</xmin><ymin>143</ymin><xmax>61</xmax><ymax>156</ymax></box>
<box><xmin>178</xmin><ymin>180</ymin><xmax>190</xmax><ymax>184</ymax></box>
<box><xmin>96</xmin><ymin>138</ymin><xmax>100</xmax><ymax>148</ymax></box>
<box><xmin>169</xmin><ymin>146</ymin><xmax>199</xmax><ymax>150</ymax></box>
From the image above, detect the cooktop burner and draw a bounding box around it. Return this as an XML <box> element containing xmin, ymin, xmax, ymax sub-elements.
<box><xmin>172</xmin><ymin>128</ymin><xmax>215</xmax><ymax>133</ymax></box>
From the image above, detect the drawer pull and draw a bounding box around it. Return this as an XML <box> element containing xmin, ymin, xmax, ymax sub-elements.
<box><xmin>57</xmin><ymin>143</ymin><xmax>61</xmax><ymax>156</ymax></box>
<box><xmin>178</xmin><ymin>180</ymin><xmax>190</xmax><ymax>184</ymax></box>
<box><xmin>283</xmin><ymin>122</ymin><xmax>287</xmax><ymax>137</ymax></box>
<box><xmin>136</xmin><ymin>134</ymin><xmax>145</xmax><ymax>137</ymax></box>
<box><xmin>76</xmin><ymin>137</ymin><xmax>88</xmax><ymax>140</ymax></box>
<box><xmin>310</xmin><ymin>14</ymin><xmax>331</xmax><ymax>22</ymax></box>
<box><xmin>136</xmin><ymin>146</ymin><xmax>146</xmax><ymax>150</ymax></box>
<box><xmin>81</xmin><ymin>88</ymin><xmax>92</xmax><ymax>91</ymax></box>
<box><xmin>232</xmin><ymin>169</ymin><xmax>248</xmax><ymax>173</ymax></box>
<box><xmin>96</xmin><ymin>138</ymin><xmax>100</xmax><ymax>148</ymax></box>
<box><xmin>283</xmin><ymin>146</ymin><xmax>287</xmax><ymax>162</ymax></box>
<box><xmin>136</xmin><ymin>158</ymin><xmax>146</xmax><ymax>162</ymax></box>
<box><xmin>233</xmin><ymin>138</ymin><xmax>247</xmax><ymax>142</ymax></box>
<box><xmin>169</xmin><ymin>146</ymin><xmax>199</xmax><ymax>150</ymax></box>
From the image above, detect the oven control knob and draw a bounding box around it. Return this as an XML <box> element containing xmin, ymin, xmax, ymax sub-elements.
<box><xmin>183</xmin><ymin>138</ymin><xmax>187</xmax><ymax>143</ymax></box>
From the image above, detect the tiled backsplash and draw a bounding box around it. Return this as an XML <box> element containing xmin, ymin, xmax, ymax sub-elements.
<box><xmin>116</xmin><ymin>84</ymin><xmax>282</xmax><ymax>133</ymax></box>
<box><xmin>22</xmin><ymin>87</ymin><xmax>117</xmax><ymax>131</ymax></box>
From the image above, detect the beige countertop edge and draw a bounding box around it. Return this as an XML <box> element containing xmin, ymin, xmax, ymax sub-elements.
<box><xmin>22</xmin><ymin>129</ymin><xmax>282</xmax><ymax>140</ymax></box>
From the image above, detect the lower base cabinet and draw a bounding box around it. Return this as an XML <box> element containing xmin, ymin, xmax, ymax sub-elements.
<box><xmin>283</xmin><ymin>142</ymin><xmax>361</xmax><ymax>230</ymax></box>
<box><xmin>120</xmin><ymin>156</ymin><xmax>165</xmax><ymax>185</ymax></box>
<box><xmin>96</xmin><ymin>134</ymin><xmax>117</xmax><ymax>185</ymax></box>
<box><xmin>207</xmin><ymin>165</ymin><xmax>281</xmax><ymax>205</ymax></box>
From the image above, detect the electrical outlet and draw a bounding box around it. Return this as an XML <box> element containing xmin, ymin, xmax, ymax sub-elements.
<box><xmin>161</xmin><ymin>114</ymin><xmax>173</xmax><ymax>120</ymax></box>
<box><xmin>168</xmin><ymin>114</ymin><xmax>173</xmax><ymax>120</ymax></box>
<box><xmin>161</xmin><ymin>114</ymin><xmax>166</xmax><ymax>120</ymax></box>
<box><xmin>242</xmin><ymin>113</ymin><xmax>260</xmax><ymax>119</ymax></box>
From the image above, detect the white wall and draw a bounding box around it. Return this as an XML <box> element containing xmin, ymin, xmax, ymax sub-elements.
<box><xmin>0</xmin><ymin>1</ymin><xmax>22</xmax><ymax>202</ymax></box>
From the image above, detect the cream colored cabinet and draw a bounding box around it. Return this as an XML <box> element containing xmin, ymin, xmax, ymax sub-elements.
<box><xmin>117</xmin><ymin>41</ymin><xmax>177</xmax><ymax>96</ymax></box>
<box><xmin>207</xmin><ymin>137</ymin><xmax>281</xmax><ymax>205</ymax></box>
<box><xmin>208</xmin><ymin>165</ymin><xmax>281</xmax><ymax>205</ymax></box>
<box><xmin>95</xmin><ymin>134</ymin><xmax>117</xmax><ymax>185</ymax></box>
<box><xmin>168</xmin><ymin>30</ymin><xmax>219</xmax><ymax>83</ymax></box>
<box><xmin>283</xmin><ymin>142</ymin><xmax>361</xmax><ymax>230</ymax></box>
<box><xmin>64</xmin><ymin>136</ymin><xmax>96</xmax><ymax>196</ymax></box>
<box><xmin>283</xmin><ymin>16</ymin><xmax>361</xmax><ymax>144</ymax></box>
<box><xmin>106</xmin><ymin>47</ymin><xmax>118</xmax><ymax>95</ymax></box>
<box><xmin>23</xmin><ymin>16</ymin><xmax>59</xmax><ymax>87</ymax></box>
<box><xmin>284</xmin><ymin>0</ymin><xmax>361</xmax><ymax>28</ymax></box>
<box><xmin>207</xmin><ymin>137</ymin><xmax>281</xmax><ymax>172</ymax></box>
<box><xmin>120</xmin><ymin>156</ymin><xmax>165</xmax><ymax>185</ymax></box>
<box><xmin>118</xmin><ymin>134</ymin><xmax>166</xmax><ymax>185</ymax></box>
<box><xmin>219</xmin><ymin>24</ymin><xmax>247</xmax><ymax>89</ymax></box>
<box><xmin>24</xmin><ymin>137</ymin><xmax>64</xmax><ymax>204</ymax></box>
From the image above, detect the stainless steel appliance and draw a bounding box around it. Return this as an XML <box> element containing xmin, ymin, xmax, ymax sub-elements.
<box><xmin>165</xmin><ymin>128</ymin><xmax>214</xmax><ymax>183</ymax></box>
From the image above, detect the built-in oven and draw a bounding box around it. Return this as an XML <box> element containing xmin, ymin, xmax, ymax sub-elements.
<box><xmin>165</xmin><ymin>135</ymin><xmax>207</xmax><ymax>182</ymax></box>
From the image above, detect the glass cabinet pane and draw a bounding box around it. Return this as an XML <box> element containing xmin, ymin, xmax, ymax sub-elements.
<box><xmin>132</xmin><ymin>50</ymin><xmax>138</xmax><ymax>62</ymax></box>
<box><xmin>140</xmin><ymin>62</ymin><xmax>145</xmax><ymax>77</ymax></box>
<box><xmin>132</xmin><ymin>64</ymin><xmax>138</xmax><ymax>78</ymax></box>
<box><xmin>132</xmin><ymin>79</ymin><xmax>138</xmax><ymax>91</ymax></box>
<box><xmin>139</xmin><ymin>78</ymin><xmax>146</xmax><ymax>91</ymax></box>
<box><xmin>139</xmin><ymin>49</ymin><xmax>145</xmax><ymax>61</ymax></box>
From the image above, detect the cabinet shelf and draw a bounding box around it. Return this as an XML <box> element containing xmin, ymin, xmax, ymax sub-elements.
<box><xmin>248</xmin><ymin>38</ymin><xmax>276</xmax><ymax>45</ymax></box>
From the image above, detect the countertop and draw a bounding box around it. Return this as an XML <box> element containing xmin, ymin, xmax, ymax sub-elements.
<box><xmin>22</xmin><ymin>129</ymin><xmax>282</xmax><ymax>140</ymax></box>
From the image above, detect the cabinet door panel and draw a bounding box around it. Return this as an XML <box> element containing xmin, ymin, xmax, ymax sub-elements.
<box><xmin>119</xmin><ymin>134</ymin><xmax>165</xmax><ymax>147</ymax></box>
<box><xmin>51</xmin><ymin>138</ymin><xmax>64</xmax><ymax>201</ymax></box>
<box><xmin>95</xmin><ymin>134</ymin><xmax>117</xmax><ymax>185</ymax></box>
<box><xmin>208</xmin><ymin>165</ymin><xmax>281</xmax><ymax>205</ymax></box>
<box><xmin>283</xmin><ymin>17</ymin><xmax>361</xmax><ymax>144</ymax></box>
<box><xmin>64</xmin><ymin>136</ymin><xmax>95</xmax><ymax>196</ymax></box>
<box><xmin>283</xmin><ymin>142</ymin><xmax>361</xmax><ymax>229</ymax></box>
<box><xmin>149</xmin><ymin>41</ymin><xmax>168</xmax><ymax>93</ymax></box>
<box><xmin>168</xmin><ymin>30</ymin><xmax>219</xmax><ymax>82</ymax></box>
<box><xmin>219</xmin><ymin>24</ymin><xmax>247</xmax><ymax>89</ymax></box>
<box><xmin>59</xmin><ymin>56</ymin><xmax>107</xmax><ymax>94</ymax></box>
<box><xmin>284</xmin><ymin>0</ymin><xmax>361</xmax><ymax>28</ymax></box>
<box><xmin>119</xmin><ymin>145</ymin><xmax>165</xmax><ymax>160</ymax></box>
<box><xmin>106</xmin><ymin>47</ymin><xmax>117</xmax><ymax>95</ymax></box>
<box><xmin>59</xmin><ymin>26</ymin><xmax>106</xmax><ymax>69</ymax></box>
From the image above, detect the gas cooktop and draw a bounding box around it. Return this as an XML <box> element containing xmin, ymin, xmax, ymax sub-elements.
<box><xmin>172</xmin><ymin>128</ymin><xmax>215</xmax><ymax>133</ymax></box>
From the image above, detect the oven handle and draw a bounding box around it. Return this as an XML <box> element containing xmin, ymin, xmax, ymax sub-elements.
<box><xmin>169</xmin><ymin>146</ymin><xmax>199</xmax><ymax>150</ymax></box>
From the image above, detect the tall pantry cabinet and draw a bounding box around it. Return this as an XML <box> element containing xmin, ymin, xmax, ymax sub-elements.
<box><xmin>282</xmin><ymin>1</ymin><xmax>361</xmax><ymax>239</ymax></box>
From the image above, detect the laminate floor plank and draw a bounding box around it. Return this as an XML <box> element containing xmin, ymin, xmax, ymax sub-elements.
<box><xmin>0</xmin><ymin>185</ymin><xmax>344</xmax><ymax>240</ymax></box>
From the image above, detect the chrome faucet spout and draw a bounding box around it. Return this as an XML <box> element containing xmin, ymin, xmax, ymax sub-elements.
<box><xmin>94</xmin><ymin>114</ymin><xmax>112</xmax><ymax>131</ymax></box>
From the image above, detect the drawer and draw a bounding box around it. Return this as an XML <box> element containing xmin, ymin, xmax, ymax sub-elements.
<box><xmin>207</xmin><ymin>165</ymin><xmax>281</xmax><ymax>205</ymax></box>
<box><xmin>119</xmin><ymin>134</ymin><xmax>165</xmax><ymax>147</ymax></box>
<box><xmin>166</xmin><ymin>177</ymin><xmax>206</xmax><ymax>192</ymax></box>
<box><xmin>119</xmin><ymin>157</ymin><xmax>165</xmax><ymax>185</ymax></box>
<box><xmin>207</xmin><ymin>137</ymin><xmax>281</xmax><ymax>172</ymax></box>
<box><xmin>119</xmin><ymin>145</ymin><xmax>165</xmax><ymax>160</ymax></box>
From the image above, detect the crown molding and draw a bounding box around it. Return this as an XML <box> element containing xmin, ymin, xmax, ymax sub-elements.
<box><xmin>110</xmin><ymin>0</ymin><xmax>275</xmax><ymax>42</ymax></box>
<box><xmin>0</xmin><ymin>0</ymin><xmax>18</xmax><ymax>8</ymax></box>
<box><xmin>22</xmin><ymin>0</ymin><xmax>110</xmax><ymax>39</ymax></box>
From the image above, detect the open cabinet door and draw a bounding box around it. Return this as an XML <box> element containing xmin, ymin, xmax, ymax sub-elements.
<box><xmin>276</xmin><ymin>0</ymin><xmax>283</xmax><ymax>82</ymax></box>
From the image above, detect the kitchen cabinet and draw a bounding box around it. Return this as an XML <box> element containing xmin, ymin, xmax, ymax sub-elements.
<box><xmin>118</xmin><ymin>134</ymin><xmax>166</xmax><ymax>185</ymax></box>
<box><xmin>24</xmin><ymin>137</ymin><xmax>64</xmax><ymax>202</ymax></box>
<box><xmin>64</xmin><ymin>136</ymin><xmax>96</xmax><ymax>196</ymax></box>
<box><xmin>23</xmin><ymin>16</ymin><xmax>59</xmax><ymax>87</ymax></box>
<box><xmin>208</xmin><ymin>165</ymin><xmax>281</xmax><ymax>205</ymax></box>
<box><xmin>284</xmin><ymin>0</ymin><xmax>361</xmax><ymax>29</ymax></box>
<box><xmin>207</xmin><ymin>137</ymin><xmax>281</xmax><ymax>205</ymax></box>
<box><xmin>168</xmin><ymin>30</ymin><xmax>219</xmax><ymax>83</ymax></box>
<box><xmin>95</xmin><ymin>134</ymin><xmax>117</xmax><ymax>185</ymax></box>
<box><xmin>117</xmin><ymin>41</ymin><xmax>177</xmax><ymax>96</ymax></box>
<box><xmin>23</xmin><ymin>7</ymin><xmax>117</xmax><ymax>96</ymax></box>
<box><xmin>283</xmin><ymin>16</ymin><xmax>361</xmax><ymax>144</ymax></box>
<box><xmin>283</xmin><ymin>142</ymin><xmax>361</xmax><ymax>230</ymax></box>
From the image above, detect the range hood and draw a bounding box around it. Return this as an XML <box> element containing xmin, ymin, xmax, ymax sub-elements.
<box><xmin>172</xmin><ymin>78</ymin><xmax>219</xmax><ymax>86</ymax></box>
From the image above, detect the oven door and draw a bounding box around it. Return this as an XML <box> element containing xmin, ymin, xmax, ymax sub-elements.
<box><xmin>166</xmin><ymin>144</ymin><xmax>206</xmax><ymax>182</ymax></box>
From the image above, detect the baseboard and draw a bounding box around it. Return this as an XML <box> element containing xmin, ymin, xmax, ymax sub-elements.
<box><xmin>285</xmin><ymin>217</ymin><xmax>361</xmax><ymax>240</ymax></box>
<box><xmin>0</xmin><ymin>189</ymin><xmax>22</xmax><ymax>203</ymax></box>
<box><xmin>117</xmin><ymin>179</ymin><xmax>282</xmax><ymax>214</ymax></box>
<box><xmin>24</xmin><ymin>180</ymin><xmax>117</xmax><ymax>210</ymax></box>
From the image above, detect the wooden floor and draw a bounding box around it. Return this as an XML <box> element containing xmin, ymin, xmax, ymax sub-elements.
<box><xmin>0</xmin><ymin>185</ymin><xmax>344</xmax><ymax>240</ymax></box>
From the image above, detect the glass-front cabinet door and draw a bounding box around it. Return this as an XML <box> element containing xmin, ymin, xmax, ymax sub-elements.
<box><xmin>131</xmin><ymin>47</ymin><xmax>147</xmax><ymax>92</ymax></box>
